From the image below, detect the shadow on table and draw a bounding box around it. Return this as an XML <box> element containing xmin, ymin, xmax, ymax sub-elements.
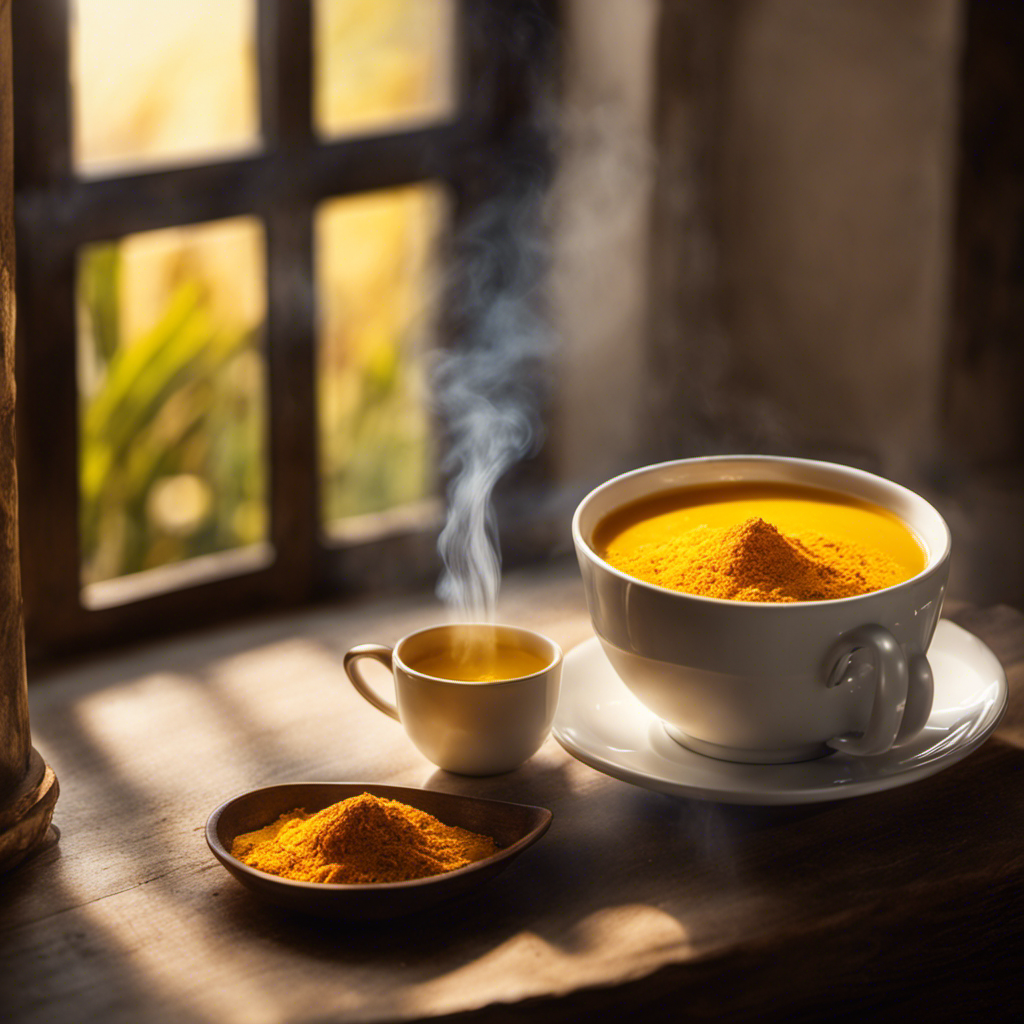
<box><xmin>208</xmin><ymin>726</ymin><xmax>1024</xmax><ymax>1023</ymax></box>
<box><xmin>9</xmin><ymin>598</ymin><xmax>1020</xmax><ymax>1023</ymax></box>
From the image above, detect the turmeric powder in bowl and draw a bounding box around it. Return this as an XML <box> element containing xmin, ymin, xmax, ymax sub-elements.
<box><xmin>207</xmin><ymin>783</ymin><xmax>554</xmax><ymax>917</ymax></box>
<box><xmin>594</xmin><ymin>482</ymin><xmax>927</xmax><ymax>603</ymax></box>
<box><xmin>230</xmin><ymin>792</ymin><xmax>498</xmax><ymax>885</ymax></box>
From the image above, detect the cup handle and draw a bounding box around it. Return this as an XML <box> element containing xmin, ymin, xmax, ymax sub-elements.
<box><xmin>824</xmin><ymin>624</ymin><xmax>932</xmax><ymax>756</ymax></box>
<box><xmin>894</xmin><ymin>651</ymin><xmax>934</xmax><ymax>747</ymax></box>
<box><xmin>343</xmin><ymin>644</ymin><xmax>400</xmax><ymax>721</ymax></box>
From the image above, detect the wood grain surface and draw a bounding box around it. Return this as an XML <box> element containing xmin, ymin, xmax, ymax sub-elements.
<box><xmin>0</xmin><ymin>0</ymin><xmax>55</xmax><ymax>874</ymax></box>
<box><xmin>0</xmin><ymin>0</ymin><xmax>31</xmax><ymax>805</ymax></box>
<box><xmin>1</xmin><ymin>563</ymin><xmax>1022</xmax><ymax>1023</ymax></box>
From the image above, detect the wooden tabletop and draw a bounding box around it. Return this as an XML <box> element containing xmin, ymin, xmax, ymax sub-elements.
<box><xmin>2</xmin><ymin>562</ymin><xmax>1023</xmax><ymax>1023</ymax></box>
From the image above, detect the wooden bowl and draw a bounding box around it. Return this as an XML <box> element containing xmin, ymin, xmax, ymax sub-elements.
<box><xmin>206</xmin><ymin>782</ymin><xmax>553</xmax><ymax>919</ymax></box>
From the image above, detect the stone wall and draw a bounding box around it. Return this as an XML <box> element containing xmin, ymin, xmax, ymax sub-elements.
<box><xmin>718</xmin><ymin>0</ymin><xmax>962</xmax><ymax>478</ymax></box>
<box><xmin>649</xmin><ymin>0</ymin><xmax>962</xmax><ymax>480</ymax></box>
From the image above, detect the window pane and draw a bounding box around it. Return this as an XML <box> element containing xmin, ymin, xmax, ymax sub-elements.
<box><xmin>71</xmin><ymin>0</ymin><xmax>259</xmax><ymax>175</ymax></box>
<box><xmin>314</xmin><ymin>0</ymin><xmax>456</xmax><ymax>139</ymax></box>
<box><xmin>316</xmin><ymin>185</ymin><xmax>445</xmax><ymax>530</ymax></box>
<box><xmin>77</xmin><ymin>218</ymin><xmax>268</xmax><ymax>588</ymax></box>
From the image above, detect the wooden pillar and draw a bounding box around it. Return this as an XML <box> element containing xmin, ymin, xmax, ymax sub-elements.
<box><xmin>0</xmin><ymin>0</ymin><xmax>58</xmax><ymax>874</ymax></box>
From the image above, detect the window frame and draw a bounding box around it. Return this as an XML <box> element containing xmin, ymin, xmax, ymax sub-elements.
<box><xmin>13</xmin><ymin>0</ymin><xmax>559</xmax><ymax>660</ymax></box>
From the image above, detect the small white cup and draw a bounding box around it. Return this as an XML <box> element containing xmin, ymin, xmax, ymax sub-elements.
<box><xmin>573</xmin><ymin>456</ymin><xmax>951</xmax><ymax>764</ymax></box>
<box><xmin>343</xmin><ymin>623</ymin><xmax>562</xmax><ymax>776</ymax></box>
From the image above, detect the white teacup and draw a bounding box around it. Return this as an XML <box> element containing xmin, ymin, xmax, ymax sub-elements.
<box><xmin>344</xmin><ymin>623</ymin><xmax>562</xmax><ymax>776</ymax></box>
<box><xmin>573</xmin><ymin>456</ymin><xmax>950</xmax><ymax>764</ymax></box>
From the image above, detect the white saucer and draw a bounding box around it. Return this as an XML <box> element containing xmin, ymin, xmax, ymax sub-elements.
<box><xmin>553</xmin><ymin>619</ymin><xmax>1007</xmax><ymax>805</ymax></box>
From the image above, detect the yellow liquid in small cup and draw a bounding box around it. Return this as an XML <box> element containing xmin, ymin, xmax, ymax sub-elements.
<box><xmin>593</xmin><ymin>481</ymin><xmax>927</xmax><ymax>588</ymax></box>
<box><xmin>412</xmin><ymin>644</ymin><xmax>549</xmax><ymax>682</ymax></box>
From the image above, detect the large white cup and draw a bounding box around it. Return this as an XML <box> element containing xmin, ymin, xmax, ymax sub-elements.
<box><xmin>344</xmin><ymin>623</ymin><xmax>562</xmax><ymax>776</ymax></box>
<box><xmin>573</xmin><ymin>456</ymin><xmax>950</xmax><ymax>763</ymax></box>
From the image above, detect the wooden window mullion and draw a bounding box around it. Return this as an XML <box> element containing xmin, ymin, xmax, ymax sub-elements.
<box><xmin>259</xmin><ymin>0</ymin><xmax>314</xmax><ymax>151</ymax></box>
<box><xmin>258</xmin><ymin>0</ymin><xmax>320</xmax><ymax>601</ymax></box>
<box><xmin>12</xmin><ymin>0</ymin><xmax>81</xmax><ymax>654</ymax></box>
<box><xmin>264</xmin><ymin>206</ymin><xmax>319</xmax><ymax>602</ymax></box>
<box><xmin>12</xmin><ymin>245</ymin><xmax>81</xmax><ymax>654</ymax></box>
<box><xmin>11</xmin><ymin>0</ymin><xmax>71</xmax><ymax>186</ymax></box>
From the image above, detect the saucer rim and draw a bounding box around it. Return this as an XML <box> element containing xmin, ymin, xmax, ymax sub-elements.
<box><xmin>553</xmin><ymin>619</ymin><xmax>1008</xmax><ymax>806</ymax></box>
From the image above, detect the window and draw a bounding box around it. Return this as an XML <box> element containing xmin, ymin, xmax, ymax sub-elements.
<box><xmin>13</xmin><ymin>0</ymin><xmax>558</xmax><ymax>658</ymax></box>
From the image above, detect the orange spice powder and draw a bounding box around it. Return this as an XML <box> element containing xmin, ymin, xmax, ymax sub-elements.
<box><xmin>606</xmin><ymin>516</ymin><xmax>906</xmax><ymax>603</ymax></box>
<box><xmin>230</xmin><ymin>792</ymin><xmax>498</xmax><ymax>884</ymax></box>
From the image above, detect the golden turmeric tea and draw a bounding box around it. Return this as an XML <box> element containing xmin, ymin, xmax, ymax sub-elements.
<box><xmin>412</xmin><ymin>643</ymin><xmax>549</xmax><ymax>682</ymax></box>
<box><xmin>594</xmin><ymin>482</ymin><xmax>926</xmax><ymax>603</ymax></box>
<box><xmin>231</xmin><ymin>792</ymin><xmax>498</xmax><ymax>884</ymax></box>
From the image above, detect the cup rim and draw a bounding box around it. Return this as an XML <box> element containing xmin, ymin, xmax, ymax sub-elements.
<box><xmin>394</xmin><ymin>622</ymin><xmax>563</xmax><ymax>686</ymax></box>
<box><xmin>572</xmin><ymin>454</ymin><xmax>952</xmax><ymax>610</ymax></box>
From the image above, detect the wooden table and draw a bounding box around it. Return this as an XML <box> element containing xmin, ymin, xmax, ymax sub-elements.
<box><xmin>3</xmin><ymin>562</ymin><xmax>1023</xmax><ymax>1023</ymax></box>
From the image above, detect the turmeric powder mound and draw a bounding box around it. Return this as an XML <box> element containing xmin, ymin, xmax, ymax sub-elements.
<box><xmin>230</xmin><ymin>792</ymin><xmax>499</xmax><ymax>884</ymax></box>
<box><xmin>606</xmin><ymin>516</ymin><xmax>906</xmax><ymax>602</ymax></box>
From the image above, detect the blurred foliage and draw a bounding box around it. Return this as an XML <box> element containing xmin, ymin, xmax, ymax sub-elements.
<box><xmin>78</xmin><ymin>242</ymin><xmax>266</xmax><ymax>585</ymax></box>
<box><xmin>73</xmin><ymin>0</ymin><xmax>452</xmax><ymax>174</ymax></box>
<box><xmin>314</xmin><ymin>0</ymin><xmax>454</xmax><ymax>138</ymax></box>
<box><xmin>75</xmin><ymin>1</ymin><xmax>450</xmax><ymax>584</ymax></box>
<box><xmin>317</xmin><ymin>186</ymin><xmax>441</xmax><ymax>524</ymax></box>
<box><xmin>78</xmin><ymin>190</ymin><xmax>441</xmax><ymax>583</ymax></box>
<box><xmin>73</xmin><ymin>0</ymin><xmax>257</xmax><ymax>174</ymax></box>
<box><xmin>318</xmin><ymin>340</ymin><xmax>433</xmax><ymax>522</ymax></box>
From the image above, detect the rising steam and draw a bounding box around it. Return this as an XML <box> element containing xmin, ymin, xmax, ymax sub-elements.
<box><xmin>430</xmin><ymin>1</ymin><xmax>557</xmax><ymax>620</ymax></box>
<box><xmin>434</xmin><ymin>188</ymin><xmax>552</xmax><ymax>620</ymax></box>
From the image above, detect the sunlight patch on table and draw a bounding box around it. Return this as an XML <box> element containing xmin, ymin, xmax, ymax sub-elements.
<box><xmin>410</xmin><ymin>905</ymin><xmax>692</xmax><ymax>1015</ymax></box>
